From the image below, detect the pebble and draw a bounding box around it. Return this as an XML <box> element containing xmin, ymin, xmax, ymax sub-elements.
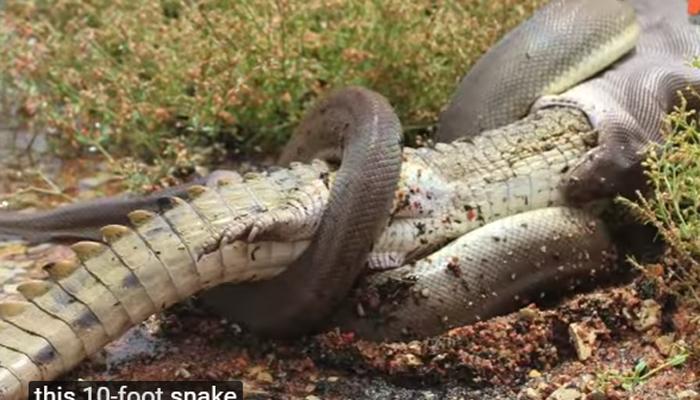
<box><xmin>586</xmin><ymin>391</ymin><xmax>607</xmax><ymax>400</ymax></box>
<box><xmin>676</xmin><ymin>390</ymin><xmax>700</xmax><ymax>399</ymax></box>
<box><xmin>528</xmin><ymin>369</ymin><xmax>542</xmax><ymax>378</ymax></box>
<box><xmin>255</xmin><ymin>371</ymin><xmax>274</xmax><ymax>383</ymax></box>
<box><xmin>633</xmin><ymin>299</ymin><xmax>661</xmax><ymax>331</ymax></box>
<box><xmin>78</xmin><ymin>173</ymin><xmax>116</xmax><ymax>190</ymax></box>
<box><xmin>519</xmin><ymin>307</ymin><xmax>540</xmax><ymax>320</ymax></box>
<box><xmin>401</xmin><ymin>353</ymin><xmax>423</xmax><ymax>367</ymax></box>
<box><xmin>654</xmin><ymin>334</ymin><xmax>675</xmax><ymax>356</ymax></box>
<box><xmin>546</xmin><ymin>387</ymin><xmax>583</xmax><ymax>400</ymax></box>
<box><xmin>407</xmin><ymin>340</ymin><xmax>423</xmax><ymax>355</ymax></box>
<box><xmin>174</xmin><ymin>367</ymin><xmax>191</xmax><ymax>379</ymax></box>
<box><xmin>522</xmin><ymin>387</ymin><xmax>543</xmax><ymax>400</ymax></box>
<box><xmin>569</xmin><ymin>322</ymin><xmax>598</xmax><ymax>361</ymax></box>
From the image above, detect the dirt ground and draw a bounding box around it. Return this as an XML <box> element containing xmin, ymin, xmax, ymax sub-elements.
<box><xmin>0</xmin><ymin>126</ymin><xmax>699</xmax><ymax>400</ymax></box>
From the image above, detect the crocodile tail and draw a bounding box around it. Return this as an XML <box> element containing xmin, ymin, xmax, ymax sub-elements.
<box><xmin>0</xmin><ymin>181</ymin><xmax>202</xmax><ymax>243</ymax></box>
<box><xmin>0</xmin><ymin>203</ymin><xmax>214</xmax><ymax>398</ymax></box>
<box><xmin>0</xmin><ymin>167</ymin><xmax>323</xmax><ymax>398</ymax></box>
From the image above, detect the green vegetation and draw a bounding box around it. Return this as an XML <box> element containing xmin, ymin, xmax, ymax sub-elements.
<box><xmin>0</xmin><ymin>0</ymin><xmax>542</xmax><ymax>168</ymax></box>
<box><xmin>621</xmin><ymin>89</ymin><xmax>700</xmax><ymax>302</ymax></box>
<box><xmin>594</xmin><ymin>345</ymin><xmax>690</xmax><ymax>391</ymax></box>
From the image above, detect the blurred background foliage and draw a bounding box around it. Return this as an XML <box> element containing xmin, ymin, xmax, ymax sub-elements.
<box><xmin>0</xmin><ymin>0</ymin><xmax>543</xmax><ymax>166</ymax></box>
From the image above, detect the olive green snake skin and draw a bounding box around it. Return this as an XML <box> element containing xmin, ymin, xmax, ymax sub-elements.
<box><xmin>0</xmin><ymin>0</ymin><xmax>698</xmax><ymax>397</ymax></box>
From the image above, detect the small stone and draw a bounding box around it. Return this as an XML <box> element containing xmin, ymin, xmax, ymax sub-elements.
<box><xmin>305</xmin><ymin>396</ymin><xmax>321</xmax><ymax>400</ymax></box>
<box><xmin>175</xmin><ymin>367</ymin><xmax>191</xmax><ymax>379</ymax></box>
<box><xmin>356</xmin><ymin>302</ymin><xmax>366</xmax><ymax>317</ymax></box>
<box><xmin>676</xmin><ymin>390</ymin><xmax>699</xmax><ymax>399</ymax></box>
<box><xmin>579</xmin><ymin>374</ymin><xmax>595</xmax><ymax>386</ymax></box>
<box><xmin>522</xmin><ymin>387</ymin><xmax>543</xmax><ymax>400</ymax></box>
<box><xmin>633</xmin><ymin>299</ymin><xmax>661</xmax><ymax>331</ymax></box>
<box><xmin>519</xmin><ymin>307</ymin><xmax>539</xmax><ymax>320</ymax></box>
<box><xmin>304</xmin><ymin>384</ymin><xmax>316</xmax><ymax>393</ymax></box>
<box><xmin>256</xmin><ymin>371</ymin><xmax>274</xmax><ymax>383</ymax></box>
<box><xmin>569</xmin><ymin>322</ymin><xmax>598</xmax><ymax>361</ymax></box>
<box><xmin>654</xmin><ymin>334</ymin><xmax>675</xmax><ymax>356</ymax></box>
<box><xmin>401</xmin><ymin>353</ymin><xmax>423</xmax><ymax>367</ymax></box>
<box><xmin>326</xmin><ymin>376</ymin><xmax>339</xmax><ymax>383</ymax></box>
<box><xmin>585</xmin><ymin>391</ymin><xmax>607</xmax><ymax>400</ymax></box>
<box><xmin>528</xmin><ymin>369</ymin><xmax>542</xmax><ymax>378</ymax></box>
<box><xmin>547</xmin><ymin>387</ymin><xmax>583</xmax><ymax>400</ymax></box>
<box><xmin>78</xmin><ymin>173</ymin><xmax>117</xmax><ymax>190</ymax></box>
<box><xmin>407</xmin><ymin>340</ymin><xmax>423</xmax><ymax>355</ymax></box>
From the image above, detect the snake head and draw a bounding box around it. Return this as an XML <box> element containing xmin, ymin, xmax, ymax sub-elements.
<box><xmin>562</xmin><ymin>143</ymin><xmax>648</xmax><ymax>205</ymax></box>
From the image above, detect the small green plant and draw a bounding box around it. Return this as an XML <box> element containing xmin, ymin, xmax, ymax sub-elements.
<box><xmin>619</xmin><ymin>85</ymin><xmax>700</xmax><ymax>303</ymax></box>
<box><xmin>621</xmin><ymin>351</ymin><xmax>689</xmax><ymax>390</ymax></box>
<box><xmin>595</xmin><ymin>345</ymin><xmax>690</xmax><ymax>391</ymax></box>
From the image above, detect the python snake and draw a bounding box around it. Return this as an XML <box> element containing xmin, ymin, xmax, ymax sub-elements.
<box><xmin>0</xmin><ymin>0</ymin><xmax>641</xmax><ymax>337</ymax></box>
<box><xmin>202</xmin><ymin>0</ymin><xmax>640</xmax><ymax>337</ymax></box>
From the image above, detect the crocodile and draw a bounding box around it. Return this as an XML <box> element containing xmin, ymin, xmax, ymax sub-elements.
<box><xmin>0</xmin><ymin>106</ymin><xmax>608</xmax><ymax>397</ymax></box>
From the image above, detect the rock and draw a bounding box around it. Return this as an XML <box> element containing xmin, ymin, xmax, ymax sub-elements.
<box><xmin>400</xmin><ymin>353</ymin><xmax>424</xmax><ymax>367</ymax></box>
<box><xmin>528</xmin><ymin>369</ymin><xmax>542</xmax><ymax>378</ymax></box>
<box><xmin>175</xmin><ymin>367</ymin><xmax>191</xmax><ymax>379</ymax></box>
<box><xmin>676</xmin><ymin>389</ymin><xmax>699</xmax><ymax>399</ymax></box>
<box><xmin>547</xmin><ymin>387</ymin><xmax>583</xmax><ymax>400</ymax></box>
<box><xmin>569</xmin><ymin>322</ymin><xmax>598</xmax><ymax>361</ymax></box>
<box><xmin>654</xmin><ymin>334</ymin><xmax>675</xmax><ymax>356</ymax></box>
<box><xmin>255</xmin><ymin>371</ymin><xmax>274</xmax><ymax>383</ymax></box>
<box><xmin>304</xmin><ymin>384</ymin><xmax>316</xmax><ymax>394</ymax></box>
<box><xmin>521</xmin><ymin>387</ymin><xmax>543</xmax><ymax>400</ymax></box>
<box><xmin>585</xmin><ymin>391</ymin><xmax>607</xmax><ymax>400</ymax></box>
<box><xmin>407</xmin><ymin>340</ymin><xmax>423</xmax><ymax>355</ymax></box>
<box><xmin>633</xmin><ymin>299</ymin><xmax>661</xmax><ymax>331</ymax></box>
<box><xmin>519</xmin><ymin>306</ymin><xmax>540</xmax><ymax>320</ymax></box>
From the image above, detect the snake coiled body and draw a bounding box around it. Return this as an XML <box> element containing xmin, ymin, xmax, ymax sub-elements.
<box><xmin>201</xmin><ymin>87</ymin><xmax>403</xmax><ymax>337</ymax></box>
<box><xmin>437</xmin><ymin>0</ymin><xmax>639</xmax><ymax>141</ymax></box>
<box><xmin>203</xmin><ymin>0</ymin><xmax>641</xmax><ymax>337</ymax></box>
<box><xmin>0</xmin><ymin>0</ymin><xmax>642</xmax><ymax>338</ymax></box>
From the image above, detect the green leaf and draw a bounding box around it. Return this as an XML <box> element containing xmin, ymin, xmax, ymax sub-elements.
<box><xmin>668</xmin><ymin>353</ymin><xmax>689</xmax><ymax>367</ymax></box>
<box><xmin>634</xmin><ymin>360</ymin><xmax>647</xmax><ymax>376</ymax></box>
